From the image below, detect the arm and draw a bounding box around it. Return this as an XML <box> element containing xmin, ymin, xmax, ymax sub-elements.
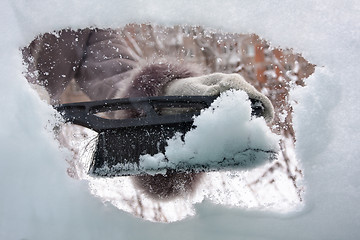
<box><xmin>23</xmin><ymin>28</ymin><xmax>138</xmax><ymax>102</ymax></box>
<box><xmin>75</xmin><ymin>28</ymin><xmax>138</xmax><ymax>100</ymax></box>
<box><xmin>23</xmin><ymin>29</ymin><xmax>92</xmax><ymax>102</ymax></box>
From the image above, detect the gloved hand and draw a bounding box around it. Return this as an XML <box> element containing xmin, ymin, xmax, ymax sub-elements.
<box><xmin>164</xmin><ymin>73</ymin><xmax>274</xmax><ymax>122</ymax></box>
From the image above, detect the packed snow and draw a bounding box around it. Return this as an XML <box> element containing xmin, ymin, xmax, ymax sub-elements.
<box><xmin>1</xmin><ymin>0</ymin><xmax>360</xmax><ymax>240</ymax></box>
<box><xmin>140</xmin><ymin>90</ymin><xmax>279</xmax><ymax>172</ymax></box>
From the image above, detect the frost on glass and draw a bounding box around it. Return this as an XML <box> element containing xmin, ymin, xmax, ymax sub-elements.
<box><xmin>24</xmin><ymin>24</ymin><xmax>314</xmax><ymax>222</ymax></box>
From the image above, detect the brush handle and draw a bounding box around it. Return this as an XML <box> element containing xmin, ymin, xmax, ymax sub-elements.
<box><xmin>53</xmin><ymin>96</ymin><xmax>217</xmax><ymax>132</ymax></box>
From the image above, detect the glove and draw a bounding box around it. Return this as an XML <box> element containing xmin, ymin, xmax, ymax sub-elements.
<box><xmin>164</xmin><ymin>73</ymin><xmax>274</xmax><ymax>122</ymax></box>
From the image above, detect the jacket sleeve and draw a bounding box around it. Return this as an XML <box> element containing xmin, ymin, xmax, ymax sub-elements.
<box><xmin>23</xmin><ymin>29</ymin><xmax>92</xmax><ymax>101</ymax></box>
<box><xmin>75</xmin><ymin>28</ymin><xmax>138</xmax><ymax>100</ymax></box>
<box><xmin>23</xmin><ymin>28</ymin><xmax>138</xmax><ymax>102</ymax></box>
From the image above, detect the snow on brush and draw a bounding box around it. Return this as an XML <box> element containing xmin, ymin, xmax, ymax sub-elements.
<box><xmin>140</xmin><ymin>90</ymin><xmax>279</xmax><ymax>173</ymax></box>
<box><xmin>1</xmin><ymin>0</ymin><xmax>360</xmax><ymax>239</ymax></box>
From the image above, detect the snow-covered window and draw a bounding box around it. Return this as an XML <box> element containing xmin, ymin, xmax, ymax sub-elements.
<box><xmin>2</xmin><ymin>1</ymin><xmax>359</xmax><ymax>239</ymax></box>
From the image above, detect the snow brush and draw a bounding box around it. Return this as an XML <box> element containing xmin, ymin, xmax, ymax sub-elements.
<box><xmin>54</xmin><ymin>96</ymin><xmax>275</xmax><ymax>177</ymax></box>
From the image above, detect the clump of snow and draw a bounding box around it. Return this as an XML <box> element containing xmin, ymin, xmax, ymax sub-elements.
<box><xmin>140</xmin><ymin>90</ymin><xmax>279</xmax><ymax>172</ymax></box>
<box><xmin>139</xmin><ymin>153</ymin><xmax>168</xmax><ymax>174</ymax></box>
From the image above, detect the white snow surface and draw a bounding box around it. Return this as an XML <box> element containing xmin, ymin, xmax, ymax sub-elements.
<box><xmin>1</xmin><ymin>0</ymin><xmax>359</xmax><ymax>239</ymax></box>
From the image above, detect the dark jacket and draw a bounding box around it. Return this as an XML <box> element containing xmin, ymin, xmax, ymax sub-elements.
<box><xmin>23</xmin><ymin>28</ymin><xmax>137</xmax><ymax>101</ymax></box>
<box><xmin>23</xmin><ymin>28</ymin><xmax>199</xmax><ymax>103</ymax></box>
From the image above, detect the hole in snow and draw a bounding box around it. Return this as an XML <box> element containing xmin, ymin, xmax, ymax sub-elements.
<box><xmin>22</xmin><ymin>24</ymin><xmax>315</xmax><ymax>223</ymax></box>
